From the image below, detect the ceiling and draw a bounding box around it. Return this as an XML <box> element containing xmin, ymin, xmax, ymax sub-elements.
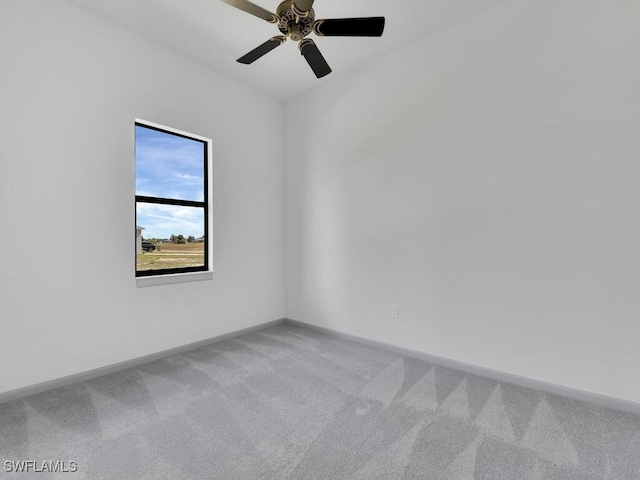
<box><xmin>66</xmin><ymin>0</ymin><xmax>513</xmax><ymax>100</ymax></box>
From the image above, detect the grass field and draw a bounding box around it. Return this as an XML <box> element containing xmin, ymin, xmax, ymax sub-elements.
<box><xmin>137</xmin><ymin>242</ymin><xmax>205</xmax><ymax>271</ymax></box>
<box><xmin>155</xmin><ymin>243</ymin><xmax>204</xmax><ymax>253</ymax></box>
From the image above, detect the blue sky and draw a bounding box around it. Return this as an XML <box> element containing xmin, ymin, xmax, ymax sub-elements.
<box><xmin>135</xmin><ymin>125</ymin><xmax>206</xmax><ymax>239</ymax></box>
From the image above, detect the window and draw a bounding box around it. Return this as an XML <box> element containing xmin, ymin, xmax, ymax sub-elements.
<box><xmin>135</xmin><ymin>120</ymin><xmax>210</xmax><ymax>279</ymax></box>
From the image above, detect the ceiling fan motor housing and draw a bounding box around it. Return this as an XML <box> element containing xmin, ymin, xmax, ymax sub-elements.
<box><xmin>276</xmin><ymin>1</ymin><xmax>315</xmax><ymax>41</ymax></box>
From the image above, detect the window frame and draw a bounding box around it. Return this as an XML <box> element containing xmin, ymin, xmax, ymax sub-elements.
<box><xmin>134</xmin><ymin>119</ymin><xmax>211</xmax><ymax>280</ymax></box>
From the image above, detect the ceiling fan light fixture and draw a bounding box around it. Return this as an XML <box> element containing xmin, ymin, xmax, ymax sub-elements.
<box><xmin>224</xmin><ymin>0</ymin><xmax>385</xmax><ymax>78</ymax></box>
<box><xmin>276</xmin><ymin>2</ymin><xmax>315</xmax><ymax>40</ymax></box>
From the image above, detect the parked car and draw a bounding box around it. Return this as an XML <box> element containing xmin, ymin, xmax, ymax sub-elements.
<box><xmin>141</xmin><ymin>241</ymin><xmax>157</xmax><ymax>252</ymax></box>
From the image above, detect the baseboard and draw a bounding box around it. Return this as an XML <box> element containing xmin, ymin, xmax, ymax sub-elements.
<box><xmin>6</xmin><ymin>317</ymin><xmax>639</xmax><ymax>416</ymax></box>
<box><xmin>285</xmin><ymin>318</ymin><xmax>640</xmax><ymax>416</ymax></box>
<box><xmin>0</xmin><ymin>318</ymin><xmax>286</xmax><ymax>405</ymax></box>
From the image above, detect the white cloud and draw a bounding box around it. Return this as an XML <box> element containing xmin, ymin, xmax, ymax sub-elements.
<box><xmin>136</xmin><ymin>203</ymin><xmax>204</xmax><ymax>238</ymax></box>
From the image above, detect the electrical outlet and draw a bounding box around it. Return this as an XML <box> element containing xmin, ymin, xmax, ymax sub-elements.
<box><xmin>177</xmin><ymin>304</ymin><xmax>185</xmax><ymax>319</ymax></box>
<box><xmin>392</xmin><ymin>304</ymin><xmax>399</xmax><ymax>318</ymax></box>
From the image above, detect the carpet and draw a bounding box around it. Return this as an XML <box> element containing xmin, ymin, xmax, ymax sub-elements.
<box><xmin>1</xmin><ymin>323</ymin><xmax>639</xmax><ymax>479</ymax></box>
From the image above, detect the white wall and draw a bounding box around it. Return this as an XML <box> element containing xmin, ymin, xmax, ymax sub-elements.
<box><xmin>0</xmin><ymin>0</ymin><xmax>285</xmax><ymax>395</ymax></box>
<box><xmin>285</xmin><ymin>0</ymin><xmax>640</xmax><ymax>404</ymax></box>
<box><xmin>3</xmin><ymin>0</ymin><xmax>639</xmax><ymax>406</ymax></box>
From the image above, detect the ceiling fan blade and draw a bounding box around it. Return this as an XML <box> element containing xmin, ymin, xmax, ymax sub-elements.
<box><xmin>314</xmin><ymin>17</ymin><xmax>385</xmax><ymax>37</ymax></box>
<box><xmin>292</xmin><ymin>0</ymin><xmax>314</xmax><ymax>16</ymax></box>
<box><xmin>299</xmin><ymin>39</ymin><xmax>331</xmax><ymax>78</ymax></box>
<box><xmin>218</xmin><ymin>0</ymin><xmax>278</xmax><ymax>23</ymax></box>
<box><xmin>237</xmin><ymin>36</ymin><xmax>286</xmax><ymax>64</ymax></box>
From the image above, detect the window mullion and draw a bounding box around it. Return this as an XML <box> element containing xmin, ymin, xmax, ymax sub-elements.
<box><xmin>135</xmin><ymin>195</ymin><xmax>205</xmax><ymax>208</ymax></box>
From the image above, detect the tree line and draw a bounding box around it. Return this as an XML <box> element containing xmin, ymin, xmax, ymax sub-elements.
<box><xmin>142</xmin><ymin>234</ymin><xmax>199</xmax><ymax>244</ymax></box>
<box><xmin>169</xmin><ymin>234</ymin><xmax>196</xmax><ymax>244</ymax></box>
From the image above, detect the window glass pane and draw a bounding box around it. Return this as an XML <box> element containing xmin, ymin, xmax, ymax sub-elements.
<box><xmin>135</xmin><ymin>125</ymin><xmax>205</xmax><ymax>202</ymax></box>
<box><xmin>136</xmin><ymin>203</ymin><xmax>205</xmax><ymax>272</ymax></box>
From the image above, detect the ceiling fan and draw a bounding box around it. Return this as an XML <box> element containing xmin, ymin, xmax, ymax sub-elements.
<box><xmin>219</xmin><ymin>0</ymin><xmax>385</xmax><ymax>78</ymax></box>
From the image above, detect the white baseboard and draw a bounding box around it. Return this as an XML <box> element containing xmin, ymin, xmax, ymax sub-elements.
<box><xmin>4</xmin><ymin>316</ymin><xmax>639</xmax><ymax>416</ymax></box>
<box><xmin>0</xmin><ymin>318</ymin><xmax>286</xmax><ymax>405</ymax></box>
<box><xmin>285</xmin><ymin>318</ymin><xmax>640</xmax><ymax>416</ymax></box>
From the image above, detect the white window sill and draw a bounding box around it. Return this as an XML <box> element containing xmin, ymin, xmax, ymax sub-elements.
<box><xmin>136</xmin><ymin>271</ymin><xmax>213</xmax><ymax>288</ymax></box>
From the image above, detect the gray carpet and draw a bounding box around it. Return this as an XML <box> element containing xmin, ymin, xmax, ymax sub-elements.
<box><xmin>1</xmin><ymin>323</ymin><xmax>640</xmax><ymax>479</ymax></box>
